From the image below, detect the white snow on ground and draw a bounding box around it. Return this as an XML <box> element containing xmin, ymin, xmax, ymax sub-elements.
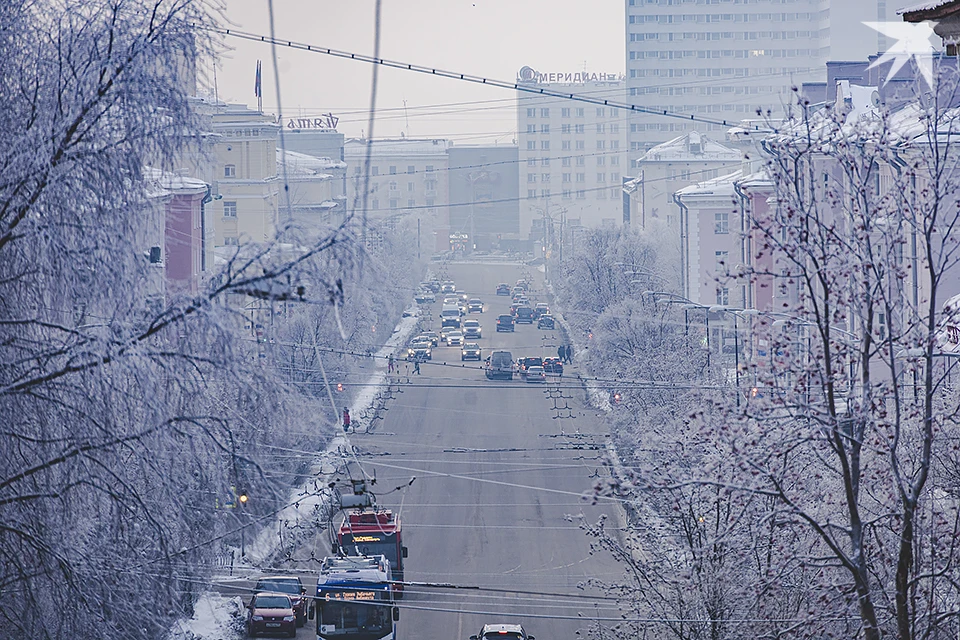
<box><xmin>166</xmin><ymin>592</ymin><xmax>244</xmax><ymax>640</ymax></box>
<box><xmin>244</xmin><ymin>304</ymin><xmax>423</xmax><ymax>563</ymax></box>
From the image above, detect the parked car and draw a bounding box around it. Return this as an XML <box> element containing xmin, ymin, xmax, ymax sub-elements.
<box><xmin>496</xmin><ymin>314</ymin><xmax>515</xmax><ymax>332</ymax></box>
<box><xmin>543</xmin><ymin>357</ymin><xmax>564</xmax><ymax>376</ymax></box>
<box><xmin>462</xmin><ymin>342</ymin><xmax>482</xmax><ymax>360</ymax></box>
<box><xmin>537</xmin><ymin>315</ymin><xmax>555</xmax><ymax>330</ymax></box>
<box><xmin>245</xmin><ymin>592</ymin><xmax>297</xmax><ymax>638</ymax></box>
<box><xmin>496</xmin><ymin>283</ymin><xmax>511</xmax><ymax>296</ymax></box>
<box><xmin>524</xmin><ymin>365</ymin><xmax>546</xmax><ymax>383</ymax></box>
<box><xmin>254</xmin><ymin>576</ymin><xmax>307</xmax><ymax>627</ymax></box>
<box><xmin>468</xmin><ymin>298</ymin><xmax>484</xmax><ymax>313</ymax></box>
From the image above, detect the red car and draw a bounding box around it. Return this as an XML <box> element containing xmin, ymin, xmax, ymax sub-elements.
<box><xmin>254</xmin><ymin>576</ymin><xmax>307</xmax><ymax>627</ymax></box>
<box><xmin>245</xmin><ymin>592</ymin><xmax>297</xmax><ymax>638</ymax></box>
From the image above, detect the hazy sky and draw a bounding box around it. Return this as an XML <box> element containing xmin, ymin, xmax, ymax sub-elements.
<box><xmin>213</xmin><ymin>0</ymin><xmax>915</xmax><ymax>145</ymax></box>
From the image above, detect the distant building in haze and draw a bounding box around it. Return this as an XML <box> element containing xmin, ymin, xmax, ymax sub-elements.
<box><xmin>447</xmin><ymin>145</ymin><xmax>520</xmax><ymax>250</ymax></box>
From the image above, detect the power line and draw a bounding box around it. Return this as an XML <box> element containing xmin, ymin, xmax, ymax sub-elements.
<box><xmin>215</xmin><ymin>27</ymin><xmax>772</xmax><ymax>133</ymax></box>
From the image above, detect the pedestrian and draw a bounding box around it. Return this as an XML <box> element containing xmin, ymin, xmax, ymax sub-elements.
<box><xmin>413</xmin><ymin>359</ymin><xmax>421</xmax><ymax>375</ymax></box>
<box><xmin>388</xmin><ymin>355</ymin><xmax>395</xmax><ymax>374</ymax></box>
<box><xmin>557</xmin><ymin>345</ymin><xmax>566</xmax><ymax>362</ymax></box>
<box><xmin>565</xmin><ymin>344</ymin><xmax>573</xmax><ymax>364</ymax></box>
<box><xmin>342</xmin><ymin>407</ymin><xmax>351</xmax><ymax>432</ymax></box>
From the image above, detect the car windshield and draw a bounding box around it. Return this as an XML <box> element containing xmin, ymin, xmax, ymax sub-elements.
<box><xmin>257</xmin><ymin>579</ymin><xmax>299</xmax><ymax>594</ymax></box>
<box><xmin>255</xmin><ymin>595</ymin><xmax>291</xmax><ymax>609</ymax></box>
<box><xmin>465</xmin><ymin>343</ymin><xmax>479</xmax><ymax>349</ymax></box>
<box><xmin>483</xmin><ymin>633</ymin><xmax>524</xmax><ymax>640</ymax></box>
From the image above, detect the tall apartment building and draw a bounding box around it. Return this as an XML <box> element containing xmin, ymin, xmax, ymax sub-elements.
<box><xmin>447</xmin><ymin>145</ymin><xmax>520</xmax><ymax>249</ymax></box>
<box><xmin>624</xmin><ymin>0</ymin><xmax>831</xmax><ymax>163</ymax></box>
<box><xmin>516</xmin><ymin>75</ymin><xmax>628</xmax><ymax>240</ymax></box>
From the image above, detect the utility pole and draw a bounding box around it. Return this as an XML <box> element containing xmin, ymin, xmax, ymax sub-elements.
<box><xmin>417</xmin><ymin>217</ymin><xmax>421</xmax><ymax>259</ymax></box>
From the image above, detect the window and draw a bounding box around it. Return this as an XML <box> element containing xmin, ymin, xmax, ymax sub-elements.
<box><xmin>148</xmin><ymin>246</ymin><xmax>162</xmax><ymax>264</ymax></box>
<box><xmin>562</xmin><ymin>157</ymin><xmax>571</xmax><ymax>167</ymax></box>
<box><xmin>715</xmin><ymin>211</ymin><xmax>729</xmax><ymax>234</ymax></box>
<box><xmin>541</xmin><ymin>173</ymin><xmax>551</xmax><ymax>182</ymax></box>
<box><xmin>527</xmin><ymin>107</ymin><xmax>536</xmax><ymax>118</ymax></box>
<box><xmin>371</xmin><ymin>199</ymin><xmax>379</xmax><ymax>210</ymax></box>
<box><xmin>541</xmin><ymin>108</ymin><xmax>550</xmax><ymax>117</ymax></box>
<box><xmin>596</xmin><ymin>123</ymin><xmax>606</xmax><ymax>134</ymax></box>
<box><xmin>372</xmin><ymin>166</ymin><xmax>379</xmax><ymax>176</ymax></box>
<box><xmin>527</xmin><ymin>158</ymin><xmax>537</xmax><ymax>167</ymax></box>
<box><xmin>541</xmin><ymin>141</ymin><xmax>550</xmax><ymax>150</ymax></box>
<box><xmin>540</xmin><ymin>188</ymin><xmax>551</xmax><ymax>198</ymax></box>
<box><xmin>562</xmin><ymin>140</ymin><xmax>572</xmax><ymax>150</ymax></box>
<box><xmin>596</xmin><ymin>107</ymin><xmax>606</xmax><ymax>117</ymax></box>
<box><xmin>575</xmin><ymin>124</ymin><xmax>585</xmax><ymax>134</ymax></box>
<box><xmin>541</xmin><ymin>157</ymin><xmax>550</xmax><ymax>166</ymax></box>
<box><xmin>562</xmin><ymin>124</ymin><xmax>572</xmax><ymax>134</ymax></box>
<box><xmin>407</xmin><ymin>165</ymin><xmax>415</xmax><ymax>174</ymax></box>
<box><xmin>426</xmin><ymin>198</ymin><xmax>435</xmax><ymax>207</ymax></box>
<box><xmin>576</xmin><ymin>140</ymin><xmax>585</xmax><ymax>150</ymax></box>
<box><xmin>540</xmin><ymin>124</ymin><xmax>550</xmax><ymax>134</ymax></box>
<box><xmin>716</xmin><ymin>287</ymin><xmax>730</xmax><ymax>306</ymax></box>
<box><xmin>576</xmin><ymin>172</ymin><xmax>585</xmax><ymax>183</ymax></box>
<box><xmin>426</xmin><ymin>165</ymin><xmax>434</xmax><ymax>173</ymax></box>
<box><xmin>611</xmin><ymin>140</ymin><xmax>620</xmax><ymax>149</ymax></box>
<box><xmin>577</xmin><ymin>189</ymin><xmax>586</xmax><ymax>199</ymax></box>
<box><xmin>224</xmin><ymin>236</ymin><xmax>239</xmax><ymax>246</ymax></box>
<box><xmin>528</xmin><ymin>189</ymin><xmax>536</xmax><ymax>198</ymax></box>
<box><xmin>224</xmin><ymin>164</ymin><xmax>236</xmax><ymax>178</ymax></box>
<box><xmin>355</xmin><ymin>166</ymin><xmax>362</xmax><ymax>175</ymax></box>
<box><xmin>408</xmin><ymin>182</ymin><xmax>415</xmax><ymax>192</ymax></box>
<box><xmin>408</xmin><ymin>198</ymin><xmax>415</xmax><ymax>207</ymax></box>
<box><xmin>562</xmin><ymin>189</ymin><xmax>572</xmax><ymax>199</ymax></box>
<box><xmin>611</xmin><ymin>156</ymin><xmax>620</xmax><ymax>166</ymax></box>
<box><xmin>597</xmin><ymin>156</ymin><xmax>605</xmax><ymax>166</ymax></box>
<box><xmin>223</xmin><ymin>201</ymin><xmax>237</xmax><ymax>218</ymax></box>
<box><xmin>610</xmin><ymin>123</ymin><xmax>620</xmax><ymax>134</ymax></box>
<box><xmin>527</xmin><ymin>141</ymin><xmax>536</xmax><ymax>150</ymax></box>
<box><xmin>562</xmin><ymin>107</ymin><xmax>571</xmax><ymax>117</ymax></box>
<box><xmin>576</xmin><ymin>155</ymin><xmax>585</xmax><ymax>165</ymax></box>
<box><xmin>389</xmin><ymin>165</ymin><xmax>397</xmax><ymax>175</ymax></box>
<box><xmin>611</xmin><ymin>172</ymin><xmax>620</xmax><ymax>182</ymax></box>
<box><xmin>562</xmin><ymin>172</ymin><xmax>572</xmax><ymax>183</ymax></box>
<box><xmin>597</xmin><ymin>172</ymin><xmax>606</xmax><ymax>183</ymax></box>
<box><xmin>390</xmin><ymin>198</ymin><xmax>398</xmax><ymax>209</ymax></box>
<box><xmin>597</xmin><ymin>140</ymin><xmax>606</xmax><ymax>150</ymax></box>
<box><xmin>715</xmin><ymin>251</ymin><xmax>729</xmax><ymax>272</ymax></box>
<box><xmin>576</xmin><ymin>108</ymin><xmax>585</xmax><ymax>117</ymax></box>
<box><xmin>527</xmin><ymin>174</ymin><xmax>537</xmax><ymax>183</ymax></box>
<box><xmin>527</xmin><ymin>124</ymin><xmax>536</xmax><ymax>133</ymax></box>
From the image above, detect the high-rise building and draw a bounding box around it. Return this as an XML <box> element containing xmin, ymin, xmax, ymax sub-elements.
<box><xmin>516</xmin><ymin>73</ymin><xmax>628</xmax><ymax>241</ymax></box>
<box><xmin>447</xmin><ymin>145</ymin><xmax>520</xmax><ymax>249</ymax></box>
<box><xmin>624</xmin><ymin>0</ymin><xmax>831</xmax><ymax>164</ymax></box>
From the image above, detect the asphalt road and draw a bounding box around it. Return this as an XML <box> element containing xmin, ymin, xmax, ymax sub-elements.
<box><xmin>347</xmin><ymin>262</ymin><xmax>627</xmax><ymax>639</ymax></box>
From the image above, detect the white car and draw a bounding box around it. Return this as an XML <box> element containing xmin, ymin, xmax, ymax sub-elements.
<box><xmin>463</xmin><ymin>319</ymin><xmax>482</xmax><ymax>339</ymax></box>
<box><xmin>445</xmin><ymin>331</ymin><xmax>464</xmax><ymax>346</ymax></box>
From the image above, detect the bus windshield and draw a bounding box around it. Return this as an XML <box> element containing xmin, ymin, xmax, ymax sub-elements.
<box><xmin>318</xmin><ymin>599</ymin><xmax>390</xmax><ymax>635</ymax></box>
<box><xmin>340</xmin><ymin>533</ymin><xmax>400</xmax><ymax>568</ymax></box>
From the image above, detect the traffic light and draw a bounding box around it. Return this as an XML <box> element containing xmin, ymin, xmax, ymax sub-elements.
<box><xmin>336</xmin><ymin>382</ymin><xmax>343</xmax><ymax>392</ymax></box>
<box><xmin>237</xmin><ymin>490</ymin><xmax>249</xmax><ymax>505</ymax></box>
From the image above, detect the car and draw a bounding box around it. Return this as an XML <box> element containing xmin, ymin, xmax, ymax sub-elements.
<box><xmin>525</xmin><ymin>365</ymin><xmax>546</xmax><ymax>383</ymax></box>
<box><xmin>463</xmin><ymin>319</ymin><xmax>482</xmax><ymax>339</ymax></box>
<box><xmin>245</xmin><ymin>592</ymin><xmax>297</xmax><ymax>638</ymax></box>
<box><xmin>441</xmin><ymin>281</ymin><xmax>456</xmax><ymax>293</ymax></box>
<box><xmin>543</xmin><ymin>357</ymin><xmax>564</xmax><ymax>376</ymax></box>
<box><xmin>427</xmin><ymin>279</ymin><xmax>442</xmax><ymax>293</ymax></box>
<box><xmin>419</xmin><ymin>331</ymin><xmax>440</xmax><ymax>347</ymax></box>
<box><xmin>515</xmin><ymin>279</ymin><xmax>529</xmax><ymax>291</ymax></box>
<box><xmin>415</xmin><ymin>290</ymin><xmax>436</xmax><ymax>304</ymax></box>
<box><xmin>512</xmin><ymin>293</ymin><xmax>525</xmax><ymax>304</ymax></box>
<box><xmin>443</xmin><ymin>296</ymin><xmax>460</xmax><ymax>306</ymax></box>
<box><xmin>509</xmin><ymin>302</ymin><xmax>521</xmax><ymax>316</ymax></box>
<box><xmin>515</xmin><ymin>306</ymin><xmax>535</xmax><ymax>324</ymax></box>
<box><xmin>462</xmin><ymin>342</ymin><xmax>482</xmax><ymax>360</ymax></box>
<box><xmin>407</xmin><ymin>339</ymin><xmax>432</xmax><ymax>360</ymax></box>
<box><xmin>496</xmin><ymin>314</ymin><xmax>515</xmax><ymax>332</ymax></box>
<box><xmin>440</xmin><ymin>323</ymin><xmax>460</xmax><ymax>341</ymax></box>
<box><xmin>445</xmin><ymin>330</ymin><xmax>464</xmax><ymax>346</ymax></box>
<box><xmin>496</xmin><ymin>283</ymin><xmax>511</xmax><ymax>296</ymax></box>
<box><xmin>537</xmin><ymin>315</ymin><xmax>555</xmax><ymax>330</ymax></box>
<box><xmin>512</xmin><ymin>286</ymin><xmax>525</xmax><ymax>298</ymax></box>
<box><xmin>534</xmin><ymin>302</ymin><xmax>549</xmax><ymax>318</ymax></box>
<box><xmin>517</xmin><ymin>356</ymin><xmax>543</xmax><ymax>377</ymax></box>
<box><xmin>485</xmin><ymin>350</ymin><xmax>515</xmax><ymax>380</ymax></box>
<box><xmin>471</xmin><ymin>623</ymin><xmax>535</xmax><ymax>640</ymax></box>
<box><xmin>254</xmin><ymin>576</ymin><xmax>307</xmax><ymax>627</ymax></box>
<box><xmin>468</xmin><ymin>298</ymin><xmax>484</xmax><ymax>313</ymax></box>
<box><xmin>517</xmin><ymin>296</ymin><xmax>530</xmax><ymax>307</ymax></box>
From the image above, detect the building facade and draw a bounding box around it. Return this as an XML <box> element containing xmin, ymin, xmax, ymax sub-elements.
<box><xmin>516</xmin><ymin>76</ymin><xmax>628</xmax><ymax>241</ymax></box>
<box><xmin>276</xmin><ymin>118</ymin><xmax>347</xmax><ymax>209</ymax></box>
<box><xmin>624</xmin><ymin>0</ymin><xmax>832</xmax><ymax>163</ymax></box>
<box><xmin>447</xmin><ymin>145</ymin><xmax>520</xmax><ymax>249</ymax></box>
<box><xmin>210</xmin><ymin>104</ymin><xmax>280</xmax><ymax>247</ymax></box>
<box><xmin>343</xmin><ymin>138</ymin><xmax>450</xmax><ymax>248</ymax></box>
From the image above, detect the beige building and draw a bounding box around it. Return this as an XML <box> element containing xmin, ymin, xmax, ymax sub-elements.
<box><xmin>277</xmin><ymin>149</ymin><xmax>344</xmax><ymax>237</ymax></box>
<box><xmin>516</xmin><ymin>74</ymin><xmax>628</xmax><ymax>240</ymax></box>
<box><xmin>210</xmin><ymin>104</ymin><xmax>280</xmax><ymax>247</ymax></box>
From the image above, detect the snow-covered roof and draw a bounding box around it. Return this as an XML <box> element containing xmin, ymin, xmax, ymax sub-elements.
<box><xmin>142</xmin><ymin>167</ymin><xmax>208</xmax><ymax>198</ymax></box>
<box><xmin>899</xmin><ymin>0</ymin><xmax>960</xmax><ymax>16</ymax></box>
<box><xmin>277</xmin><ymin>148</ymin><xmax>346</xmax><ymax>171</ymax></box>
<box><xmin>343</xmin><ymin>138</ymin><xmax>451</xmax><ymax>158</ymax></box>
<box><xmin>675</xmin><ymin>169</ymin><xmax>743</xmax><ymax>199</ymax></box>
<box><xmin>637</xmin><ymin>131</ymin><xmax>741</xmax><ymax>163</ymax></box>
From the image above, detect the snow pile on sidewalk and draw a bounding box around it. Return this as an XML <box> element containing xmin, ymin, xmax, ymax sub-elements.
<box><xmin>167</xmin><ymin>593</ymin><xmax>244</xmax><ymax>640</ymax></box>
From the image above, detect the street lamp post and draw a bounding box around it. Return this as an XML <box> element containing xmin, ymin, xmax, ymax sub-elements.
<box><xmin>238</xmin><ymin>490</ymin><xmax>249</xmax><ymax>557</ymax></box>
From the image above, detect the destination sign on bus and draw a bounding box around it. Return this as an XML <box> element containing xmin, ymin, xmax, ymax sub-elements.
<box><xmin>348</xmin><ymin>535</ymin><xmax>384</xmax><ymax>543</ymax></box>
<box><xmin>324</xmin><ymin>591</ymin><xmax>377</xmax><ymax>601</ymax></box>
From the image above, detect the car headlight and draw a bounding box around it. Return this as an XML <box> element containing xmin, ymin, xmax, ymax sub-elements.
<box><xmin>283</xmin><ymin>616</ymin><xmax>295</xmax><ymax>622</ymax></box>
<box><xmin>252</xmin><ymin>615</ymin><xmax>264</xmax><ymax>621</ymax></box>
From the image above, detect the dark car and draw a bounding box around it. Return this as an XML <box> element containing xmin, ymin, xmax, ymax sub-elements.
<box><xmin>468</xmin><ymin>298</ymin><xmax>484</xmax><ymax>313</ymax></box>
<box><xmin>485</xmin><ymin>350</ymin><xmax>515</xmax><ymax>380</ymax></box>
<box><xmin>254</xmin><ymin>576</ymin><xmax>307</xmax><ymax>627</ymax></box>
<box><xmin>543</xmin><ymin>357</ymin><xmax>564</xmax><ymax>376</ymax></box>
<box><xmin>496</xmin><ymin>314</ymin><xmax>515</xmax><ymax>332</ymax></box>
<box><xmin>245</xmin><ymin>592</ymin><xmax>297</xmax><ymax>637</ymax></box>
<box><xmin>537</xmin><ymin>315</ymin><xmax>555</xmax><ymax>330</ymax></box>
<box><xmin>518</xmin><ymin>356</ymin><xmax>543</xmax><ymax>378</ymax></box>
<box><xmin>462</xmin><ymin>342</ymin><xmax>482</xmax><ymax>361</ymax></box>
<box><xmin>535</xmin><ymin>302</ymin><xmax>550</xmax><ymax>318</ymax></box>
<box><xmin>515</xmin><ymin>306</ymin><xmax>535</xmax><ymax>324</ymax></box>
<box><xmin>496</xmin><ymin>283</ymin><xmax>511</xmax><ymax>296</ymax></box>
<box><xmin>472</xmin><ymin>623</ymin><xmax>535</xmax><ymax>640</ymax></box>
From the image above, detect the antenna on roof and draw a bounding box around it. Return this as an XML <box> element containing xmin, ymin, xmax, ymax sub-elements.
<box><xmin>403</xmin><ymin>98</ymin><xmax>410</xmax><ymax>138</ymax></box>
